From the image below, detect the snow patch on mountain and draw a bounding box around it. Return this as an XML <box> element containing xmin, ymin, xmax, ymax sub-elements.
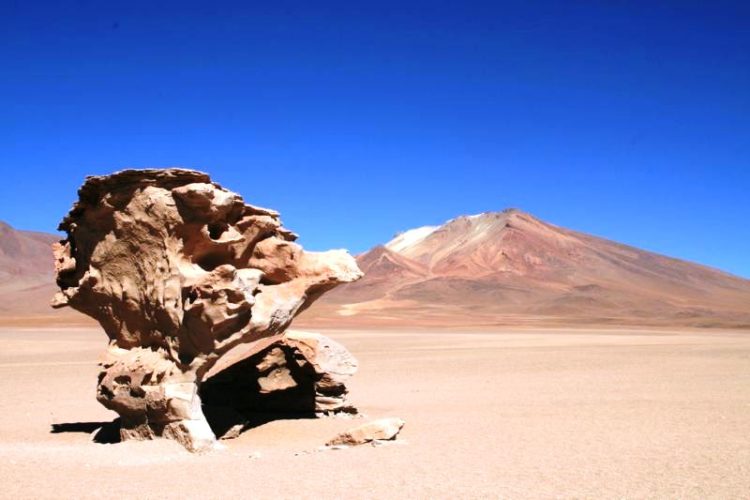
<box><xmin>385</xmin><ymin>225</ymin><xmax>439</xmax><ymax>254</ymax></box>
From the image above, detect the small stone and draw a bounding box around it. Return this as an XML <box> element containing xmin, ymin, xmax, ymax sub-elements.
<box><xmin>326</xmin><ymin>417</ymin><xmax>405</xmax><ymax>447</ymax></box>
<box><xmin>221</xmin><ymin>423</ymin><xmax>245</xmax><ymax>440</ymax></box>
<box><xmin>327</xmin><ymin>445</ymin><xmax>350</xmax><ymax>451</ymax></box>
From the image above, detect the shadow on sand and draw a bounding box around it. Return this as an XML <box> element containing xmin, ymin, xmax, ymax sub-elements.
<box><xmin>50</xmin><ymin>419</ymin><xmax>121</xmax><ymax>443</ymax></box>
<box><xmin>50</xmin><ymin>411</ymin><xmax>317</xmax><ymax>444</ymax></box>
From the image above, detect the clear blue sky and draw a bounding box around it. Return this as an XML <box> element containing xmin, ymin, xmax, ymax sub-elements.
<box><xmin>2</xmin><ymin>1</ymin><xmax>749</xmax><ymax>277</ymax></box>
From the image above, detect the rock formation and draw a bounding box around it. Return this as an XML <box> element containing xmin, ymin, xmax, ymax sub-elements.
<box><xmin>52</xmin><ymin>168</ymin><xmax>362</xmax><ymax>451</ymax></box>
<box><xmin>326</xmin><ymin>418</ymin><xmax>406</xmax><ymax>447</ymax></box>
<box><xmin>201</xmin><ymin>330</ymin><xmax>358</xmax><ymax>418</ymax></box>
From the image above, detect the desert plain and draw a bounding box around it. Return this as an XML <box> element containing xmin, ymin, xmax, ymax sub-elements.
<box><xmin>1</xmin><ymin>323</ymin><xmax>749</xmax><ymax>499</ymax></box>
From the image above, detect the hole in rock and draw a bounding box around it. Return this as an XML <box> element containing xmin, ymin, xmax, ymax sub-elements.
<box><xmin>178</xmin><ymin>351</ymin><xmax>196</xmax><ymax>365</ymax></box>
<box><xmin>207</xmin><ymin>222</ymin><xmax>228</xmax><ymax>240</ymax></box>
<box><xmin>259</xmin><ymin>275</ymin><xmax>276</xmax><ymax>286</ymax></box>
<box><xmin>196</xmin><ymin>252</ymin><xmax>229</xmax><ymax>272</ymax></box>
<box><xmin>199</xmin><ymin>345</ymin><xmax>318</xmax><ymax>439</ymax></box>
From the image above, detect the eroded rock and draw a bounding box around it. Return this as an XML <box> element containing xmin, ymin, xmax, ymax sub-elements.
<box><xmin>201</xmin><ymin>330</ymin><xmax>358</xmax><ymax>429</ymax></box>
<box><xmin>326</xmin><ymin>418</ymin><xmax>406</xmax><ymax>447</ymax></box>
<box><xmin>53</xmin><ymin>168</ymin><xmax>362</xmax><ymax>451</ymax></box>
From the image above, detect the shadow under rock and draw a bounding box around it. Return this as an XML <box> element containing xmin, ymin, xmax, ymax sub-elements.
<box><xmin>203</xmin><ymin>404</ymin><xmax>318</xmax><ymax>439</ymax></box>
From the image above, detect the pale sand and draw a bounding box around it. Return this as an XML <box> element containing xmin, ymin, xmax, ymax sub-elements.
<box><xmin>1</xmin><ymin>326</ymin><xmax>749</xmax><ymax>498</ymax></box>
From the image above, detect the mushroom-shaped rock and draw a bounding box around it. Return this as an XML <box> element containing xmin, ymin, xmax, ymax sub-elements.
<box><xmin>53</xmin><ymin>168</ymin><xmax>363</xmax><ymax>451</ymax></box>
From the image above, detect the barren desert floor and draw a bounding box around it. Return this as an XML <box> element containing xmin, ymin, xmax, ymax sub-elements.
<box><xmin>1</xmin><ymin>326</ymin><xmax>749</xmax><ymax>499</ymax></box>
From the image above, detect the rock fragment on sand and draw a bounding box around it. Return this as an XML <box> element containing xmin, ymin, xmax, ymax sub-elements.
<box><xmin>52</xmin><ymin>168</ymin><xmax>363</xmax><ymax>452</ymax></box>
<box><xmin>326</xmin><ymin>417</ymin><xmax>405</xmax><ymax>447</ymax></box>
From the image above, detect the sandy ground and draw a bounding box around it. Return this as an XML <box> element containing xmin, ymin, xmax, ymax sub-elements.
<box><xmin>0</xmin><ymin>326</ymin><xmax>749</xmax><ymax>499</ymax></box>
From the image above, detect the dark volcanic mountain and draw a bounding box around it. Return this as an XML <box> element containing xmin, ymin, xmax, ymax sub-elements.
<box><xmin>301</xmin><ymin>209</ymin><xmax>750</xmax><ymax>328</ymax></box>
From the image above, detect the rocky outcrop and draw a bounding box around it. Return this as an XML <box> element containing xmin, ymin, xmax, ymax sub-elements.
<box><xmin>53</xmin><ymin>169</ymin><xmax>362</xmax><ymax>451</ymax></box>
<box><xmin>326</xmin><ymin>418</ymin><xmax>405</xmax><ymax>446</ymax></box>
<box><xmin>201</xmin><ymin>330</ymin><xmax>358</xmax><ymax>420</ymax></box>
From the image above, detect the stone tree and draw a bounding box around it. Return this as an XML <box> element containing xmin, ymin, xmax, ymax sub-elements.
<box><xmin>52</xmin><ymin>169</ymin><xmax>362</xmax><ymax>451</ymax></box>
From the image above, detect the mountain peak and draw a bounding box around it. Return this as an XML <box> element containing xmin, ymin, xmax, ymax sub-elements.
<box><xmin>308</xmin><ymin>210</ymin><xmax>750</xmax><ymax>328</ymax></box>
<box><xmin>385</xmin><ymin>225</ymin><xmax>440</xmax><ymax>253</ymax></box>
<box><xmin>443</xmin><ymin>208</ymin><xmax>539</xmax><ymax>226</ymax></box>
<box><xmin>383</xmin><ymin>208</ymin><xmax>542</xmax><ymax>262</ymax></box>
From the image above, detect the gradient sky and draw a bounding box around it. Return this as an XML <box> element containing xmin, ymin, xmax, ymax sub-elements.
<box><xmin>2</xmin><ymin>1</ymin><xmax>749</xmax><ymax>277</ymax></box>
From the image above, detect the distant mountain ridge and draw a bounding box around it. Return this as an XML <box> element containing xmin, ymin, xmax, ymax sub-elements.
<box><xmin>0</xmin><ymin>221</ymin><xmax>57</xmax><ymax>278</ymax></box>
<box><xmin>2</xmin><ymin>214</ymin><xmax>750</xmax><ymax>328</ymax></box>
<box><xmin>302</xmin><ymin>209</ymin><xmax>750</xmax><ymax>328</ymax></box>
<box><xmin>0</xmin><ymin>221</ymin><xmax>62</xmax><ymax>316</ymax></box>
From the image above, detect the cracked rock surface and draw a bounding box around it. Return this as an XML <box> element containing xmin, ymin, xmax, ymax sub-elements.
<box><xmin>53</xmin><ymin>168</ymin><xmax>362</xmax><ymax>451</ymax></box>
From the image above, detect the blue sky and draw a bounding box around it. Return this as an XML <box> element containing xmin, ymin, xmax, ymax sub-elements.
<box><xmin>1</xmin><ymin>1</ymin><xmax>749</xmax><ymax>277</ymax></box>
